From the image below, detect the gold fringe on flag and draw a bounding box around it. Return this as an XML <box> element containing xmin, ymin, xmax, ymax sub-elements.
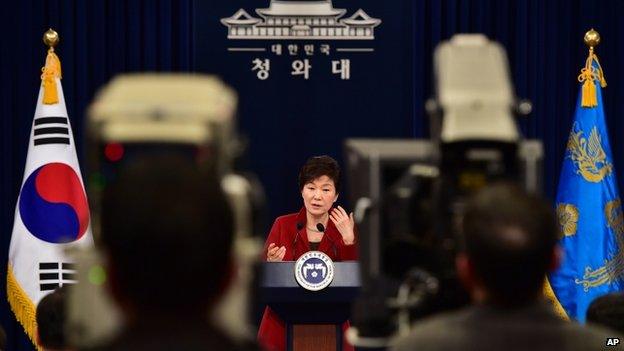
<box><xmin>40</xmin><ymin>47</ymin><xmax>62</xmax><ymax>105</ymax></box>
<box><xmin>7</xmin><ymin>264</ymin><xmax>43</xmax><ymax>351</ymax></box>
<box><xmin>543</xmin><ymin>277</ymin><xmax>569</xmax><ymax>321</ymax></box>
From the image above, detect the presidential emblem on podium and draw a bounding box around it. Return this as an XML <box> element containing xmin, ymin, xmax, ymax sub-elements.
<box><xmin>294</xmin><ymin>251</ymin><xmax>335</xmax><ymax>291</ymax></box>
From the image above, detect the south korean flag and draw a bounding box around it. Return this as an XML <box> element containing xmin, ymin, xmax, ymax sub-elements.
<box><xmin>7</xmin><ymin>43</ymin><xmax>93</xmax><ymax>345</ymax></box>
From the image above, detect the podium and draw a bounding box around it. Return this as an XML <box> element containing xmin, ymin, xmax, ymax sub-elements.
<box><xmin>260</xmin><ymin>261</ymin><xmax>361</xmax><ymax>351</ymax></box>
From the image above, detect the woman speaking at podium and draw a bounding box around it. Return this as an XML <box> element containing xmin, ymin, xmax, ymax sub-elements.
<box><xmin>258</xmin><ymin>155</ymin><xmax>358</xmax><ymax>351</ymax></box>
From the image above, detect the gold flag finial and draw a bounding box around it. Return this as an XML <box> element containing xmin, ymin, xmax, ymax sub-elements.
<box><xmin>43</xmin><ymin>28</ymin><xmax>59</xmax><ymax>48</ymax></box>
<box><xmin>584</xmin><ymin>29</ymin><xmax>600</xmax><ymax>48</ymax></box>
<box><xmin>578</xmin><ymin>29</ymin><xmax>606</xmax><ymax>108</ymax></box>
<box><xmin>41</xmin><ymin>29</ymin><xmax>62</xmax><ymax>105</ymax></box>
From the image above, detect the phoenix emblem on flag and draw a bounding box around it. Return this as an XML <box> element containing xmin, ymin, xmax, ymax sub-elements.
<box><xmin>575</xmin><ymin>253</ymin><xmax>624</xmax><ymax>291</ymax></box>
<box><xmin>566</xmin><ymin>124</ymin><xmax>613</xmax><ymax>183</ymax></box>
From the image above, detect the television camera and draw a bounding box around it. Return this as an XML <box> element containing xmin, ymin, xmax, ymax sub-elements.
<box><xmin>346</xmin><ymin>34</ymin><xmax>542</xmax><ymax>346</ymax></box>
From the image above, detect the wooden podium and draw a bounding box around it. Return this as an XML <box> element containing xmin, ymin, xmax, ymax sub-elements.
<box><xmin>260</xmin><ymin>262</ymin><xmax>361</xmax><ymax>351</ymax></box>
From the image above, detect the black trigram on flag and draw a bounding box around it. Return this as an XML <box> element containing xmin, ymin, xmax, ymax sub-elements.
<box><xmin>39</xmin><ymin>262</ymin><xmax>76</xmax><ymax>291</ymax></box>
<box><xmin>33</xmin><ymin>116</ymin><xmax>70</xmax><ymax>146</ymax></box>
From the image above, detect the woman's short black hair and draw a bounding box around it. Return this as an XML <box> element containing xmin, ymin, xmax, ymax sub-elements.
<box><xmin>298</xmin><ymin>155</ymin><xmax>341</xmax><ymax>192</ymax></box>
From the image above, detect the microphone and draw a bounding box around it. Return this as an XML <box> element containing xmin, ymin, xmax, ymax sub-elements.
<box><xmin>316</xmin><ymin>223</ymin><xmax>338</xmax><ymax>257</ymax></box>
<box><xmin>293</xmin><ymin>222</ymin><xmax>304</xmax><ymax>248</ymax></box>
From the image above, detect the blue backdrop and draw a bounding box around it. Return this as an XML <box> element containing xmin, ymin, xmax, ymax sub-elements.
<box><xmin>3</xmin><ymin>0</ymin><xmax>624</xmax><ymax>349</ymax></box>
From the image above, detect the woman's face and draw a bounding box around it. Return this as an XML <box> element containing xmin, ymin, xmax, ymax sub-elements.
<box><xmin>301</xmin><ymin>175</ymin><xmax>338</xmax><ymax>217</ymax></box>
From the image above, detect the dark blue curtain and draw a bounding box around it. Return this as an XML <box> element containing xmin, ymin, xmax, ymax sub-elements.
<box><xmin>3</xmin><ymin>0</ymin><xmax>624</xmax><ymax>349</ymax></box>
<box><xmin>0</xmin><ymin>1</ymin><xmax>193</xmax><ymax>349</ymax></box>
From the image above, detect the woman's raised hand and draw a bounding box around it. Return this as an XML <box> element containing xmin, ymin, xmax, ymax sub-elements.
<box><xmin>330</xmin><ymin>206</ymin><xmax>355</xmax><ymax>245</ymax></box>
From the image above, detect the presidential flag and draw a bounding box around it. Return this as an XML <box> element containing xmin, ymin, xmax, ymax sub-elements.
<box><xmin>547</xmin><ymin>39</ymin><xmax>624</xmax><ymax>321</ymax></box>
<box><xmin>6</xmin><ymin>33</ymin><xmax>93</xmax><ymax>344</ymax></box>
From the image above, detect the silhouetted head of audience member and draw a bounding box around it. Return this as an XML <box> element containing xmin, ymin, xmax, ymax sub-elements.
<box><xmin>36</xmin><ymin>286</ymin><xmax>69</xmax><ymax>350</ymax></box>
<box><xmin>586</xmin><ymin>293</ymin><xmax>624</xmax><ymax>333</ymax></box>
<box><xmin>100</xmin><ymin>154</ymin><xmax>233</xmax><ymax>323</ymax></box>
<box><xmin>458</xmin><ymin>183</ymin><xmax>559</xmax><ymax>308</ymax></box>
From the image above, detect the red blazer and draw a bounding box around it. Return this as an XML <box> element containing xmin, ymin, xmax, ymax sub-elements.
<box><xmin>257</xmin><ymin>208</ymin><xmax>358</xmax><ymax>351</ymax></box>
